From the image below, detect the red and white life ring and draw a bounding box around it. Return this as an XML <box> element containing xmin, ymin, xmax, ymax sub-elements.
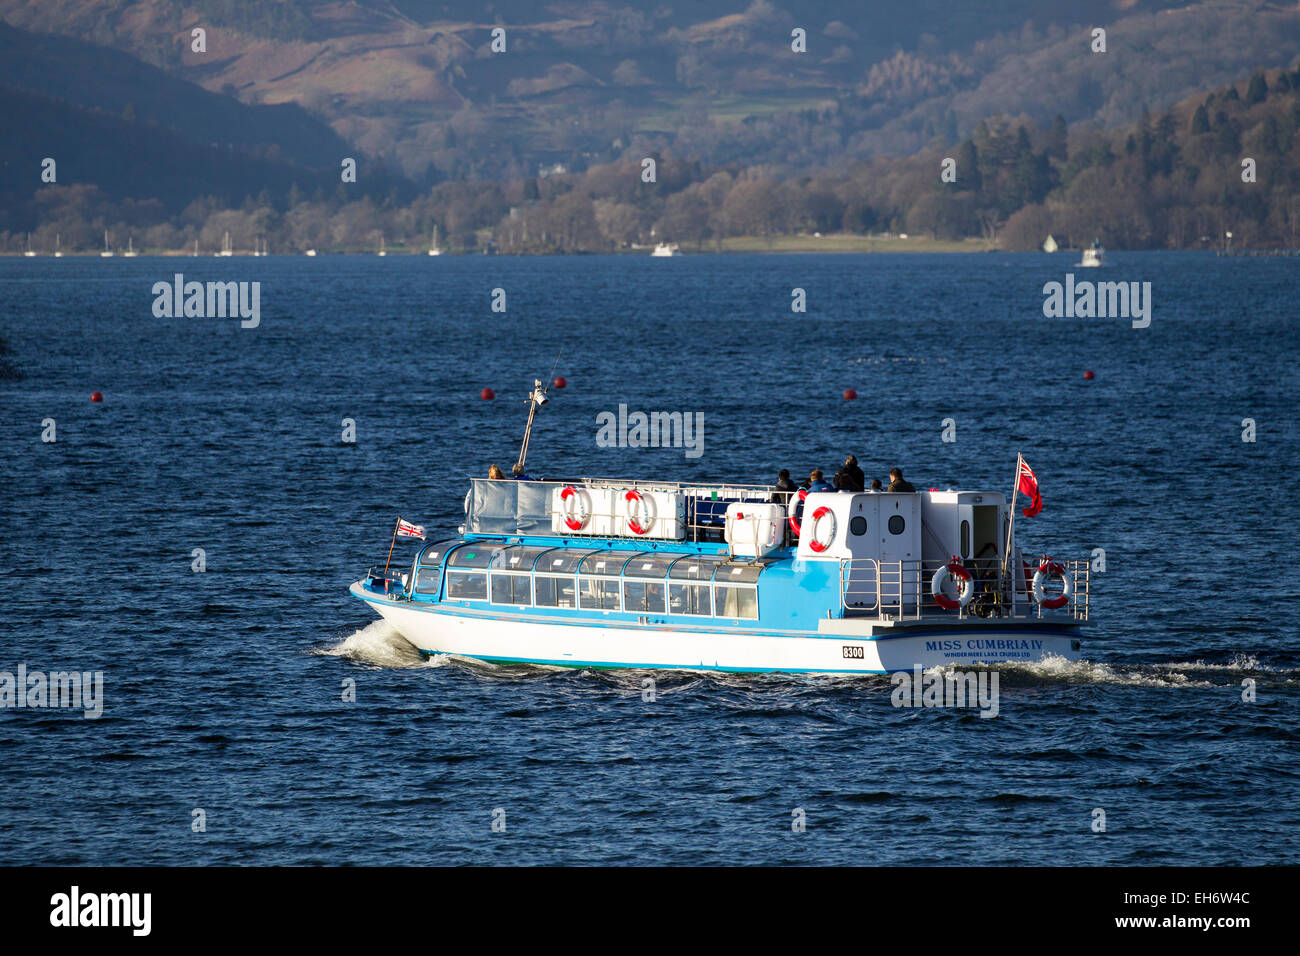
<box><xmin>807</xmin><ymin>506</ymin><xmax>837</xmax><ymax>552</ymax></box>
<box><xmin>559</xmin><ymin>485</ymin><xmax>590</xmax><ymax>531</ymax></box>
<box><xmin>931</xmin><ymin>557</ymin><xmax>975</xmax><ymax>610</ymax></box>
<box><xmin>1032</xmin><ymin>557</ymin><xmax>1072</xmax><ymax>610</ymax></box>
<box><xmin>786</xmin><ymin>489</ymin><xmax>808</xmax><ymax>536</ymax></box>
<box><xmin>625</xmin><ymin>489</ymin><xmax>657</xmax><ymax>536</ymax></box>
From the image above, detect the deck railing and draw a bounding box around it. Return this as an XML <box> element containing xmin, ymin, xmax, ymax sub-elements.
<box><xmin>463</xmin><ymin>477</ymin><xmax>792</xmax><ymax>544</ymax></box>
<box><xmin>839</xmin><ymin>557</ymin><xmax>1090</xmax><ymax>621</ymax></box>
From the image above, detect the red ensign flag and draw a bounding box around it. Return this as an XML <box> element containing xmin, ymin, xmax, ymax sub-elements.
<box><xmin>1018</xmin><ymin>457</ymin><xmax>1043</xmax><ymax>517</ymax></box>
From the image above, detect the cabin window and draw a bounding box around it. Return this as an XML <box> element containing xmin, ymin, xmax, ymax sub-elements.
<box><xmin>413</xmin><ymin>568</ymin><xmax>442</xmax><ymax>595</ymax></box>
<box><xmin>543</xmin><ymin>550</ymin><xmax>597</xmax><ymax>574</ymax></box>
<box><xmin>534</xmin><ymin>575</ymin><xmax>577</xmax><ymax>608</ymax></box>
<box><xmin>490</xmin><ymin>572</ymin><xmax>531</xmax><ymax>606</ymax></box>
<box><xmin>888</xmin><ymin>515</ymin><xmax>906</xmax><ymax>535</ymax></box>
<box><xmin>418</xmin><ymin>540</ymin><xmax>459</xmax><ymax>567</ymax></box>
<box><xmin>623</xmin><ymin>581</ymin><xmax>666</xmax><ymax>614</ymax></box>
<box><xmin>446</xmin><ymin>544</ymin><xmax>508</xmax><ymax>569</ymax></box>
<box><xmin>714</xmin><ymin>585</ymin><xmax>758</xmax><ymax>619</ymax></box>
<box><xmin>491</xmin><ymin>546</ymin><xmax>553</xmax><ymax>571</ymax></box>
<box><xmin>445</xmin><ymin>570</ymin><xmax>487</xmax><ymax>601</ymax></box>
<box><xmin>849</xmin><ymin>516</ymin><xmax>867</xmax><ymax>536</ymax></box>
<box><xmin>578</xmin><ymin>576</ymin><xmax>621</xmax><ymax>610</ymax></box>
<box><xmin>669</xmin><ymin>582</ymin><xmax>712</xmax><ymax>616</ymax></box>
<box><xmin>960</xmin><ymin>520</ymin><xmax>970</xmax><ymax>559</ymax></box>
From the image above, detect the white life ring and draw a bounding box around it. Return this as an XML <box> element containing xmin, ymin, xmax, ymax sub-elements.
<box><xmin>930</xmin><ymin>558</ymin><xmax>974</xmax><ymax>610</ymax></box>
<box><xmin>807</xmin><ymin>505</ymin><xmax>837</xmax><ymax>553</ymax></box>
<box><xmin>786</xmin><ymin>489</ymin><xmax>808</xmax><ymax>536</ymax></box>
<box><xmin>559</xmin><ymin>485</ymin><xmax>590</xmax><ymax>531</ymax></box>
<box><xmin>1031</xmin><ymin>558</ymin><xmax>1072</xmax><ymax>609</ymax></box>
<box><xmin>625</xmin><ymin>489</ymin><xmax>657</xmax><ymax>536</ymax></box>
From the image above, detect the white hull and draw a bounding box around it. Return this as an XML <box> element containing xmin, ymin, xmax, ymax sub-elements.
<box><xmin>352</xmin><ymin>583</ymin><xmax>1081</xmax><ymax>674</ymax></box>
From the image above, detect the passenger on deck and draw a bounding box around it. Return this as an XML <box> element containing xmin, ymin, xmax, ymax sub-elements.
<box><xmin>886</xmin><ymin>467</ymin><xmax>916</xmax><ymax>492</ymax></box>
<box><xmin>869</xmin><ymin>478</ymin><xmax>883</xmax><ymax>491</ymax></box>
<box><xmin>806</xmin><ymin>469</ymin><xmax>833</xmax><ymax>493</ymax></box>
<box><xmin>772</xmin><ymin>469</ymin><xmax>799</xmax><ymax>505</ymax></box>
<box><xmin>511</xmin><ymin>463</ymin><xmax>534</xmax><ymax>481</ymax></box>
<box><xmin>488</xmin><ymin>464</ymin><xmax>506</xmax><ymax>480</ymax></box>
<box><xmin>838</xmin><ymin>455</ymin><xmax>865</xmax><ymax>492</ymax></box>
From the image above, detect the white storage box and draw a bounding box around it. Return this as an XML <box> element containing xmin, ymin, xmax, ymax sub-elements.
<box><xmin>724</xmin><ymin>502</ymin><xmax>784</xmax><ymax>558</ymax></box>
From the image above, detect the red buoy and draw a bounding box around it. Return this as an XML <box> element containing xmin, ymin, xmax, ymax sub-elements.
<box><xmin>553</xmin><ymin>376</ymin><xmax>567</xmax><ymax>388</ymax></box>
<box><xmin>1083</xmin><ymin>370</ymin><xmax>1095</xmax><ymax>380</ymax></box>
<box><xmin>90</xmin><ymin>391</ymin><xmax>103</xmax><ymax>403</ymax></box>
<box><xmin>480</xmin><ymin>387</ymin><xmax>495</xmax><ymax>400</ymax></box>
<box><xmin>843</xmin><ymin>388</ymin><xmax>857</xmax><ymax>400</ymax></box>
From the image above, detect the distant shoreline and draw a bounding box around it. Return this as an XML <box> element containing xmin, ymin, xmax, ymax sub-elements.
<box><xmin>3</xmin><ymin>234</ymin><xmax>1001</xmax><ymax>256</ymax></box>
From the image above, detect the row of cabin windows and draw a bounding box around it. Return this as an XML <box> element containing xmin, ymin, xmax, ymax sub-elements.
<box><xmin>414</xmin><ymin>541</ymin><xmax>762</xmax><ymax>618</ymax></box>
<box><xmin>437</xmin><ymin>569</ymin><xmax>759</xmax><ymax>619</ymax></box>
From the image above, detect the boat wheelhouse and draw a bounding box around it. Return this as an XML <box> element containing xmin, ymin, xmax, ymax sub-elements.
<box><xmin>351</xmin><ymin>474</ymin><xmax>1089</xmax><ymax>675</ymax></box>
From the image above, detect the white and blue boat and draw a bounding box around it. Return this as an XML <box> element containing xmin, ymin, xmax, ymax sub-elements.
<box><xmin>351</xmin><ymin>385</ymin><xmax>1089</xmax><ymax>675</ymax></box>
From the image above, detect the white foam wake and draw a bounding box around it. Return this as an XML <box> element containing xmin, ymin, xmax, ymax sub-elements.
<box><xmin>315</xmin><ymin>619</ymin><xmax>449</xmax><ymax>669</ymax></box>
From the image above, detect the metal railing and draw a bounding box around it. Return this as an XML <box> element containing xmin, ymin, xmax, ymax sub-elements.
<box><xmin>465</xmin><ymin>476</ymin><xmax>791</xmax><ymax>544</ymax></box>
<box><xmin>839</xmin><ymin>557</ymin><xmax>1090</xmax><ymax>621</ymax></box>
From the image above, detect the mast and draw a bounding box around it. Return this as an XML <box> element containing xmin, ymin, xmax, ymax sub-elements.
<box><xmin>514</xmin><ymin>378</ymin><xmax>550</xmax><ymax>475</ymax></box>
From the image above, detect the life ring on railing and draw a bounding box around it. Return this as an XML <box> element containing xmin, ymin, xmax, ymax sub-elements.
<box><xmin>559</xmin><ymin>485</ymin><xmax>590</xmax><ymax>531</ymax></box>
<box><xmin>807</xmin><ymin>506</ymin><xmax>837</xmax><ymax>553</ymax></box>
<box><xmin>931</xmin><ymin>557</ymin><xmax>974</xmax><ymax>610</ymax></box>
<box><xmin>786</xmin><ymin>489</ymin><xmax>808</xmax><ymax>536</ymax></box>
<box><xmin>1032</xmin><ymin>556</ymin><xmax>1072</xmax><ymax>609</ymax></box>
<box><xmin>625</xmin><ymin>489</ymin><xmax>657</xmax><ymax>536</ymax></box>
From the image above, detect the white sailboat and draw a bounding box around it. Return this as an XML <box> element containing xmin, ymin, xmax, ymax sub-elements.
<box><xmin>100</xmin><ymin>230</ymin><xmax>114</xmax><ymax>257</ymax></box>
<box><xmin>378</xmin><ymin>234</ymin><xmax>387</xmax><ymax>257</ymax></box>
<box><xmin>23</xmin><ymin>233</ymin><xmax>36</xmax><ymax>257</ymax></box>
<box><xmin>428</xmin><ymin>225</ymin><xmax>442</xmax><ymax>256</ymax></box>
<box><xmin>54</xmin><ymin>234</ymin><xmax>63</xmax><ymax>258</ymax></box>
<box><xmin>123</xmin><ymin>237</ymin><xmax>138</xmax><ymax>258</ymax></box>
<box><xmin>217</xmin><ymin>231</ymin><xmax>233</xmax><ymax>257</ymax></box>
<box><xmin>304</xmin><ymin>248</ymin><xmax>317</xmax><ymax>257</ymax></box>
<box><xmin>1042</xmin><ymin>234</ymin><xmax>1058</xmax><ymax>253</ymax></box>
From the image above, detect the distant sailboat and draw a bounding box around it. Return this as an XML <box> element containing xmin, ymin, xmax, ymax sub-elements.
<box><xmin>1042</xmin><ymin>234</ymin><xmax>1058</xmax><ymax>253</ymax></box>
<box><xmin>123</xmin><ymin>236</ymin><xmax>138</xmax><ymax>257</ymax></box>
<box><xmin>428</xmin><ymin>225</ymin><xmax>442</xmax><ymax>256</ymax></box>
<box><xmin>100</xmin><ymin>230</ymin><xmax>114</xmax><ymax>257</ymax></box>
<box><xmin>304</xmin><ymin>248</ymin><xmax>317</xmax><ymax>256</ymax></box>
<box><xmin>378</xmin><ymin>235</ymin><xmax>387</xmax><ymax>257</ymax></box>
<box><xmin>193</xmin><ymin>239</ymin><xmax>199</xmax><ymax>257</ymax></box>
<box><xmin>54</xmin><ymin>233</ymin><xmax>63</xmax><ymax>258</ymax></box>
<box><xmin>217</xmin><ymin>231</ymin><xmax>233</xmax><ymax>257</ymax></box>
<box><xmin>23</xmin><ymin>233</ymin><xmax>36</xmax><ymax>257</ymax></box>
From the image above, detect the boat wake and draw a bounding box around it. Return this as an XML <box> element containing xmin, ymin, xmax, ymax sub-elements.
<box><xmin>315</xmin><ymin>620</ymin><xmax>449</xmax><ymax>669</ymax></box>
<box><xmin>967</xmin><ymin>652</ymin><xmax>1297</xmax><ymax>689</ymax></box>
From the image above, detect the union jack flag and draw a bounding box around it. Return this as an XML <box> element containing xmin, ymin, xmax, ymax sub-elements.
<box><xmin>396</xmin><ymin>518</ymin><xmax>426</xmax><ymax>539</ymax></box>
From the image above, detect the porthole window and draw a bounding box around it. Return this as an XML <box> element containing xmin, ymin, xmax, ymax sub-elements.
<box><xmin>888</xmin><ymin>515</ymin><xmax>906</xmax><ymax>535</ymax></box>
<box><xmin>850</xmin><ymin>516</ymin><xmax>867</xmax><ymax>536</ymax></box>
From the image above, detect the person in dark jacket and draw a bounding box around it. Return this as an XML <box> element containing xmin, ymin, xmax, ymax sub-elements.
<box><xmin>838</xmin><ymin>455</ymin><xmax>865</xmax><ymax>492</ymax></box>
<box><xmin>886</xmin><ymin>467</ymin><xmax>916</xmax><ymax>492</ymax></box>
<box><xmin>772</xmin><ymin>469</ymin><xmax>798</xmax><ymax>505</ymax></box>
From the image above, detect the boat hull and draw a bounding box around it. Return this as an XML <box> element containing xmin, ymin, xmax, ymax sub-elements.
<box><xmin>351</xmin><ymin>583</ymin><xmax>1082</xmax><ymax>674</ymax></box>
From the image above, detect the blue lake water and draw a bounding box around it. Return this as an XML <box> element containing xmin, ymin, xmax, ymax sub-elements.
<box><xmin>1</xmin><ymin>251</ymin><xmax>1297</xmax><ymax>865</ymax></box>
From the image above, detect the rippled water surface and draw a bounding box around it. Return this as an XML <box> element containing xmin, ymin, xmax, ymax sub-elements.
<box><xmin>1</xmin><ymin>252</ymin><xmax>1296</xmax><ymax>865</ymax></box>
